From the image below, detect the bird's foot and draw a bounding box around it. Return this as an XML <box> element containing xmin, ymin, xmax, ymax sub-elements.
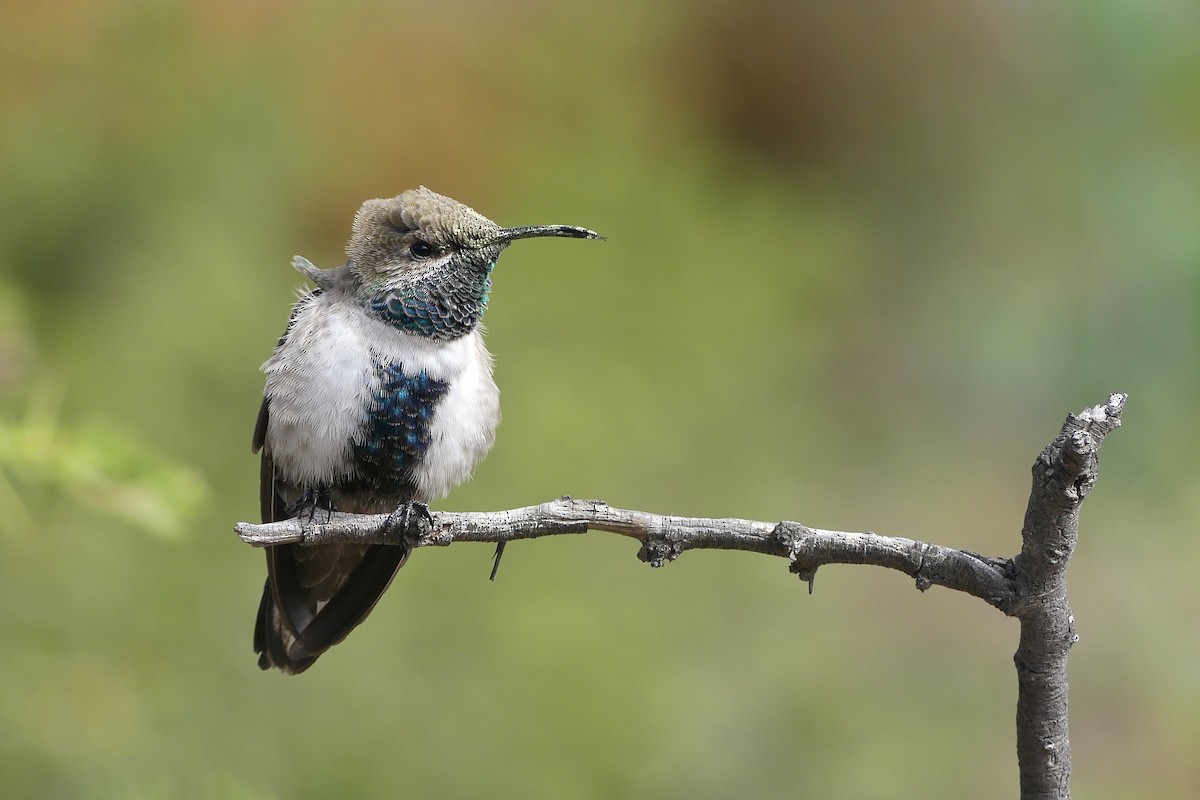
<box><xmin>286</xmin><ymin>487</ymin><xmax>335</xmax><ymax>526</ymax></box>
<box><xmin>382</xmin><ymin>500</ymin><xmax>434</xmax><ymax>546</ymax></box>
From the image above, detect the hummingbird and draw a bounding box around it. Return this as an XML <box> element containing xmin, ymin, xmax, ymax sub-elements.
<box><xmin>252</xmin><ymin>187</ymin><xmax>601</xmax><ymax>673</ymax></box>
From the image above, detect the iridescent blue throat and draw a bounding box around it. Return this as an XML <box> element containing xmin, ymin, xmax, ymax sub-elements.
<box><xmin>368</xmin><ymin>262</ymin><xmax>495</xmax><ymax>340</ymax></box>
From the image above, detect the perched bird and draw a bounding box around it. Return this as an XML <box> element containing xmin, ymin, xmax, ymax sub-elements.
<box><xmin>252</xmin><ymin>187</ymin><xmax>601</xmax><ymax>673</ymax></box>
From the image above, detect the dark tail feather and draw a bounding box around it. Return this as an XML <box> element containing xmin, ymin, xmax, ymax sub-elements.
<box><xmin>254</xmin><ymin>578</ymin><xmax>295</xmax><ymax>671</ymax></box>
<box><xmin>252</xmin><ymin>441</ymin><xmax>410</xmax><ymax>673</ymax></box>
<box><xmin>254</xmin><ymin>543</ymin><xmax>410</xmax><ymax>674</ymax></box>
<box><xmin>293</xmin><ymin>544</ymin><xmax>410</xmax><ymax>659</ymax></box>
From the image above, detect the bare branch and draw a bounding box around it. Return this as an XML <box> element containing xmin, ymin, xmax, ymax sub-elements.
<box><xmin>233</xmin><ymin>392</ymin><xmax>1127</xmax><ymax>799</ymax></box>
<box><xmin>1012</xmin><ymin>392</ymin><xmax>1126</xmax><ymax>799</ymax></box>
<box><xmin>237</xmin><ymin>499</ymin><xmax>1018</xmax><ymax>611</ymax></box>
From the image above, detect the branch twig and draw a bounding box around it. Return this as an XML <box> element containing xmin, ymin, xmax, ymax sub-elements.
<box><xmin>237</xmin><ymin>499</ymin><xmax>1019</xmax><ymax>611</ymax></box>
<box><xmin>234</xmin><ymin>392</ymin><xmax>1126</xmax><ymax>800</ymax></box>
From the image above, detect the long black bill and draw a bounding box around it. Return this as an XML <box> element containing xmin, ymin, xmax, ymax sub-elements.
<box><xmin>497</xmin><ymin>224</ymin><xmax>605</xmax><ymax>242</ymax></box>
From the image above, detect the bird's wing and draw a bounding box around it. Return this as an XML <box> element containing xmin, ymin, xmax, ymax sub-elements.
<box><xmin>259</xmin><ymin>539</ymin><xmax>409</xmax><ymax>672</ymax></box>
<box><xmin>255</xmin><ymin>448</ymin><xmax>410</xmax><ymax>674</ymax></box>
<box><xmin>251</xmin><ymin>291</ymin><xmax>409</xmax><ymax>674</ymax></box>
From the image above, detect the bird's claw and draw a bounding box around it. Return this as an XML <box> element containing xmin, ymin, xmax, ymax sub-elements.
<box><xmin>383</xmin><ymin>500</ymin><xmax>433</xmax><ymax>545</ymax></box>
<box><xmin>286</xmin><ymin>487</ymin><xmax>334</xmax><ymax>527</ymax></box>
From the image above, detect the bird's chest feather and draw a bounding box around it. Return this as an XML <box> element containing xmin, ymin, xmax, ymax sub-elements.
<box><xmin>263</xmin><ymin>294</ymin><xmax>500</xmax><ymax>500</ymax></box>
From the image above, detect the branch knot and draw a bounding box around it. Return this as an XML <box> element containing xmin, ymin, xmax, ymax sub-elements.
<box><xmin>909</xmin><ymin>541</ymin><xmax>933</xmax><ymax>591</ymax></box>
<box><xmin>637</xmin><ymin>536</ymin><xmax>682</xmax><ymax>567</ymax></box>
<box><xmin>773</xmin><ymin>521</ymin><xmax>821</xmax><ymax>591</ymax></box>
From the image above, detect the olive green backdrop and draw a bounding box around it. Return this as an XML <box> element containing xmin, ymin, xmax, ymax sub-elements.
<box><xmin>1</xmin><ymin>1</ymin><xmax>1197</xmax><ymax>798</ymax></box>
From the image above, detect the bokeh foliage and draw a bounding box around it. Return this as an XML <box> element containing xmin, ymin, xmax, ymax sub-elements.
<box><xmin>1</xmin><ymin>1</ymin><xmax>1198</xmax><ymax>797</ymax></box>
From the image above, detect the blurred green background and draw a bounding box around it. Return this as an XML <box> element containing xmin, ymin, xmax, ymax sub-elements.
<box><xmin>1</xmin><ymin>1</ymin><xmax>1197</xmax><ymax>797</ymax></box>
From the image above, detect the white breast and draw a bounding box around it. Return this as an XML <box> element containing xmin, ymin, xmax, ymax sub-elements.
<box><xmin>263</xmin><ymin>291</ymin><xmax>500</xmax><ymax>500</ymax></box>
<box><xmin>416</xmin><ymin>331</ymin><xmax>500</xmax><ymax>500</ymax></box>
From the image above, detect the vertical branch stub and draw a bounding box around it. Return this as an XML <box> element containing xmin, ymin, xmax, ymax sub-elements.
<box><xmin>1013</xmin><ymin>392</ymin><xmax>1125</xmax><ymax>800</ymax></box>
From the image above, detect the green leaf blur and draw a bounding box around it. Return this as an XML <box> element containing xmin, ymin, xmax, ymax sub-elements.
<box><xmin>1</xmin><ymin>1</ymin><xmax>1197</xmax><ymax>798</ymax></box>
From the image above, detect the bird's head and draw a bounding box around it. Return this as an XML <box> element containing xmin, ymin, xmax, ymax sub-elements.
<box><xmin>342</xmin><ymin>187</ymin><xmax>602</xmax><ymax>340</ymax></box>
<box><xmin>346</xmin><ymin>187</ymin><xmax>601</xmax><ymax>289</ymax></box>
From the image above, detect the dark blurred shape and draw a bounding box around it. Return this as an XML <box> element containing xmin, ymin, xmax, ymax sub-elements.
<box><xmin>668</xmin><ymin>0</ymin><xmax>1023</xmax><ymax>168</ymax></box>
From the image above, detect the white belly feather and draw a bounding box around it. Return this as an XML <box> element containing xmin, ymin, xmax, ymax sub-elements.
<box><xmin>263</xmin><ymin>291</ymin><xmax>500</xmax><ymax>501</ymax></box>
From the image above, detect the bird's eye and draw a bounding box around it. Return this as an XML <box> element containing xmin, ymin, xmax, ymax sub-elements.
<box><xmin>410</xmin><ymin>240</ymin><xmax>435</xmax><ymax>260</ymax></box>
